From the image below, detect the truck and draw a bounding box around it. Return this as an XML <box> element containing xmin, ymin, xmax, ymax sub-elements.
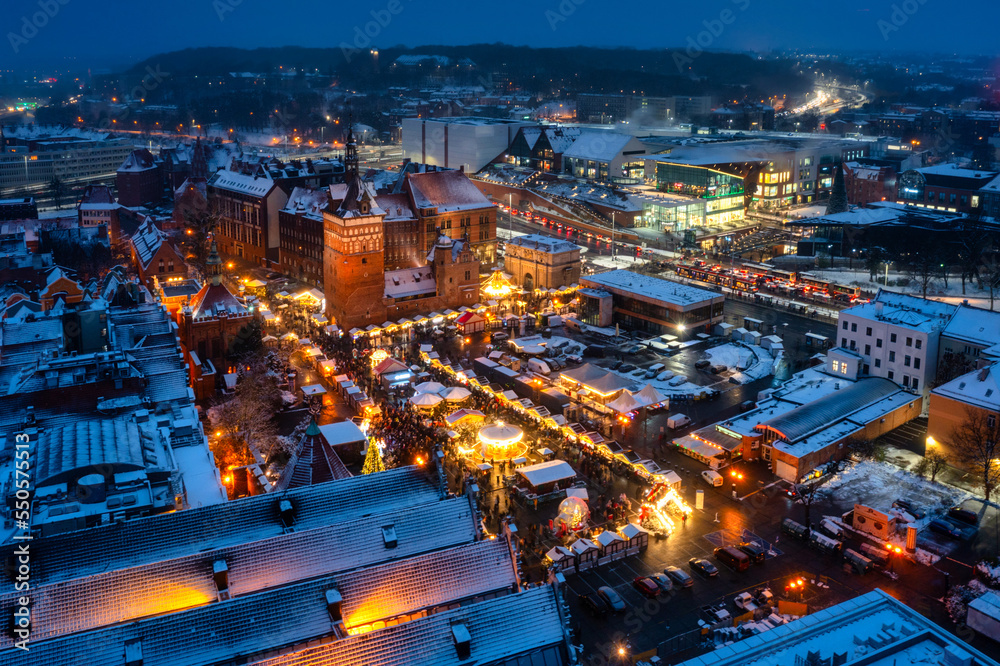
<box><xmin>843</xmin><ymin>548</ymin><xmax>874</xmax><ymax>575</ymax></box>
<box><xmin>733</xmin><ymin>592</ymin><xmax>758</xmax><ymax>612</ymax></box>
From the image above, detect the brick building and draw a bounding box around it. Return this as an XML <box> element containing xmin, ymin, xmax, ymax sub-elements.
<box><xmin>77</xmin><ymin>185</ymin><xmax>123</xmax><ymax>243</ymax></box>
<box><xmin>405</xmin><ymin>169</ymin><xmax>497</xmax><ymax>265</ymax></box>
<box><xmin>176</xmin><ymin>239</ymin><xmax>253</xmax><ymax>370</ymax></box>
<box><xmin>843</xmin><ymin>162</ymin><xmax>898</xmax><ymax>205</ymax></box>
<box><xmin>323</xmin><ymin>175</ymin><xmax>482</xmax><ymax>331</ymax></box>
<box><xmin>504</xmin><ymin>234</ymin><xmax>581</xmax><ymax>291</ymax></box>
<box><xmin>116</xmin><ymin>148</ymin><xmax>163</xmax><ymax>207</ymax></box>
<box><xmin>130</xmin><ymin>217</ymin><xmax>187</xmax><ymax>289</ymax></box>
<box><xmin>278</xmin><ymin>187</ymin><xmax>329</xmax><ymax>288</ymax></box>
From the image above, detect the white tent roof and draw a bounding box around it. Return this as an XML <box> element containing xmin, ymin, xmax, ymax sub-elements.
<box><xmin>606</xmin><ymin>392</ymin><xmax>642</xmax><ymax>414</ymax></box>
<box><xmin>414</xmin><ymin>381</ymin><xmax>447</xmax><ymax>394</ymax></box>
<box><xmin>439</xmin><ymin>386</ymin><xmax>472</xmax><ymax>402</ymax></box>
<box><xmin>633</xmin><ymin>383</ymin><xmax>668</xmax><ymax>407</ymax></box>
<box><xmin>410</xmin><ymin>392</ymin><xmax>444</xmax><ymax>407</ymax></box>
<box><xmin>517</xmin><ymin>460</ymin><xmax>576</xmax><ymax>488</ymax></box>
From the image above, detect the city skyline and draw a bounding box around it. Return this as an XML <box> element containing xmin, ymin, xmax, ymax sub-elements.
<box><xmin>5</xmin><ymin>0</ymin><xmax>1000</xmax><ymax>68</ymax></box>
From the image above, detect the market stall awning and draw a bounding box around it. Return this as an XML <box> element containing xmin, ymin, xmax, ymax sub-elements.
<box><xmin>607</xmin><ymin>392</ymin><xmax>641</xmax><ymax>414</ymax></box>
<box><xmin>445</xmin><ymin>409</ymin><xmax>486</xmax><ymax>426</ymax></box>
<box><xmin>674</xmin><ymin>434</ymin><xmax>726</xmax><ymax>461</ymax></box>
<box><xmin>245</xmin><ymin>278</ymin><xmax>266</xmax><ymax>288</ymax></box>
<box><xmin>410</xmin><ymin>392</ymin><xmax>444</xmax><ymax>407</ymax></box>
<box><xmin>300</xmin><ymin>384</ymin><xmax>327</xmax><ymax>397</ymax></box>
<box><xmin>414</xmin><ymin>381</ymin><xmax>446</xmax><ymax>394</ymax></box>
<box><xmin>439</xmin><ymin>386</ymin><xmax>472</xmax><ymax>402</ymax></box>
<box><xmin>517</xmin><ymin>460</ymin><xmax>576</xmax><ymax>488</ymax></box>
<box><xmin>311</xmin><ymin>313</ymin><xmax>329</xmax><ymax>324</ymax></box>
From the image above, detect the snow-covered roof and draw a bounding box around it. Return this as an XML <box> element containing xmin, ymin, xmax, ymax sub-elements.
<box><xmin>932</xmin><ymin>364</ymin><xmax>1000</xmax><ymax>412</ymax></box>
<box><xmin>517</xmin><ymin>459</ymin><xmax>576</xmax><ymax>487</ymax></box>
<box><xmin>506</xmin><ymin>234</ymin><xmax>580</xmax><ymax>254</ymax></box>
<box><xmin>841</xmin><ymin>290</ymin><xmax>956</xmax><ymax>333</ymax></box>
<box><xmin>675</xmin><ymin>589</ymin><xmax>997</xmax><ymax>666</ymax></box>
<box><xmin>282</xmin><ymin>186</ymin><xmax>329</xmax><ymax>217</ymax></box>
<box><xmin>407</xmin><ymin>169</ymin><xmax>493</xmax><ymax>214</ymax></box>
<box><xmin>317</xmin><ymin>420</ymin><xmax>367</xmax><ymax>447</ymax></box>
<box><xmin>581</xmin><ymin>270</ymin><xmax>722</xmax><ymax>308</ymax></box>
<box><xmin>130</xmin><ymin>219</ymin><xmax>166</xmax><ymax>270</ymax></box>
<box><xmin>942</xmin><ymin>304</ymin><xmax>1000</xmax><ymax>347</ymax></box>
<box><xmin>208</xmin><ymin>170</ymin><xmax>276</xmax><ymax>197</ymax></box>
<box><xmin>760</xmin><ymin>378</ymin><xmax>902</xmax><ymax>444</ymax></box>
<box><xmin>562</xmin><ymin>130</ymin><xmax>641</xmax><ymax>162</ymax></box>
<box><xmin>385</xmin><ymin>266</ymin><xmax>436</xmax><ymax>299</ymax></box>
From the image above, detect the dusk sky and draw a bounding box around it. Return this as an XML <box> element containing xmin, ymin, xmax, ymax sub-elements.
<box><xmin>5</xmin><ymin>0</ymin><xmax>999</xmax><ymax>68</ymax></box>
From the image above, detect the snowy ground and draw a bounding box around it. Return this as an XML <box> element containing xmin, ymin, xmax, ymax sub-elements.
<box><xmin>816</xmin><ymin>460</ymin><xmax>969</xmax><ymax>518</ymax></box>
<box><xmin>701</xmin><ymin>343</ymin><xmax>776</xmax><ymax>383</ymax></box>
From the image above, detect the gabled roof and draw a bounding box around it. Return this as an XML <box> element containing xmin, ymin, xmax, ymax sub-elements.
<box><xmin>563</xmin><ymin>130</ymin><xmax>641</xmax><ymax>162</ymax></box>
<box><xmin>943</xmin><ymin>304</ymin><xmax>1000</xmax><ymax>348</ymax></box>
<box><xmin>130</xmin><ymin>219</ymin><xmax>167</xmax><ymax>270</ymax></box>
<box><xmin>190</xmin><ymin>282</ymin><xmax>247</xmax><ymax>320</ymax></box>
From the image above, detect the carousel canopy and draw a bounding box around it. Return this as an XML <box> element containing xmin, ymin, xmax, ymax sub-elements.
<box><xmin>438</xmin><ymin>386</ymin><xmax>472</xmax><ymax>402</ymax></box>
<box><xmin>409</xmin><ymin>392</ymin><xmax>443</xmax><ymax>407</ymax></box>
<box><xmin>477</xmin><ymin>422</ymin><xmax>524</xmax><ymax>446</ymax></box>
<box><xmin>245</xmin><ymin>278</ymin><xmax>266</xmax><ymax>288</ymax></box>
<box><xmin>414</xmin><ymin>381</ymin><xmax>446</xmax><ymax>394</ymax></box>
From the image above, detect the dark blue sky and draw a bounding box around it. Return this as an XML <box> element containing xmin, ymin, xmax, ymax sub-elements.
<box><xmin>5</xmin><ymin>0</ymin><xmax>998</xmax><ymax>69</ymax></box>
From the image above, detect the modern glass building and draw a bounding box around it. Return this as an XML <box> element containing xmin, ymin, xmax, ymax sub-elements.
<box><xmin>635</xmin><ymin>163</ymin><xmax>745</xmax><ymax>231</ymax></box>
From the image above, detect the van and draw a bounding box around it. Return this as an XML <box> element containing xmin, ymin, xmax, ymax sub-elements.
<box><xmin>527</xmin><ymin>359</ymin><xmax>551</xmax><ymax>376</ymax></box>
<box><xmin>648</xmin><ymin>363</ymin><xmax>665</xmax><ymax>374</ymax></box>
<box><xmin>737</xmin><ymin>542</ymin><xmax>766</xmax><ymax>564</ymax></box>
<box><xmin>701</xmin><ymin>470</ymin><xmax>723</xmax><ymax>487</ymax></box>
<box><xmin>714</xmin><ymin>546</ymin><xmax>751</xmax><ymax>572</ymax></box>
<box><xmin>667</xmin><ymin>414</ymin><xmax>691</xmax><ymax>429</ymax></box>
<box><xmin>492</xmin><ymin>331</ymin><xmax>509</xmax><ymax>342</ymax></box>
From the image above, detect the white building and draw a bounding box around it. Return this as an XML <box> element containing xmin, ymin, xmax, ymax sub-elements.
<box><xmin>674</xmin><ymin>588</ymin><xmax>997</xmax><ymax>666</ymax></box>
<box><xmin>837</xmin><ymin>290</ymin><xmax>957</xmax><ymax>397</ymax></box>
<box><xmin>401</xmin><ymin>117</ymin><xmax>533</xmax><ymax>173</ymax></box>
<box><xmin>562</xmin><ymin>130</ymin><xmax>652</xmax><ymax>183</ymax></box>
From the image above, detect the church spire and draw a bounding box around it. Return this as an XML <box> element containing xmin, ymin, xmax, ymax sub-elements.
<box><xmin>206</xmin><ymin>235</ymin><xmax>222</xmax><ymax>286</ymax></box>
<box><xmin>344</xmin><ymin>112</ymin><xmax>358</xmax><ymax>182</ymax></box>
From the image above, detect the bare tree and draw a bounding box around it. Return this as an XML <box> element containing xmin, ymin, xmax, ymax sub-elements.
<box><xmin>913</xmin><ymin>449</ymin><xmax>950</xmax><ymax>483</ymax></box>
<box><xmin>952</xmin><ymin>407</ymin><xmax>1000</xmax><ymax>502</ymax></box>
<box><xmin>981</xmin><ymin>252</ymin><xmax>1000</xmax><ymax>312</ymax></box>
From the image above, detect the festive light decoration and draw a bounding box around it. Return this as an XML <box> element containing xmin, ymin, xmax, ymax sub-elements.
<box><xmin>476</xmin><ymin>422</ymin><xmax>525</xmax><ymax>460</ymax></box>
<box><xmin>481</xmin><ymin>270</ymin><xmax>517</xmax><ymax>298</ymax></box>
<box><xmin>555</xmin><ymin>496</ymin><xmax>589</xmax><ymax>533</ymax></box>
<box><xmin>362</xmin><ymin>440</ymin><xmax>385</xmax><ymax>474</ymax></box>
<box><xmin>638</xmin><ymin>482</ymin><xmax>691</xmax><ymax>535</ymax></box>
<box><xmin>369</xmin><ymin>349</ymin><xmax>389</xmax><ymax>369</ymax></box>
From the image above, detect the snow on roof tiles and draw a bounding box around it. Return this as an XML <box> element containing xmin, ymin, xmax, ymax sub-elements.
<box><xmin>506</xmin><ymin>234</ymin><xmax>580</xmax><ymax>254</ymax></box>
<box><xmin>932</xmin><ymin>363</ymin><xmax>1000</xmax><ymax>412</ymax></box>
<box><xmin>406</xmin><ymin>170</ymin><xmax>493</xmax><ymax>214</ymax></box>
<box><xmin>562</xmin><ymin>130</ymin><xmax>639</xmax><ymax>162</ymax></box>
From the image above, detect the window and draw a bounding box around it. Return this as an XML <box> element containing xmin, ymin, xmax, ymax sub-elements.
<box><xmin>891</xmin><ymin>333</ymin><xmax>897</xmax><ymax>343</ymax></box>
<box><xmin>842</xmin><ymin>338</ymin><xmax>848</xmax><ymax>348</ymax></box>
<box><xmin>903</xmin><ymin>375</ymin><xmax>910</xmax><ymax>387</ymax></box>
<box><xmin>464</xmin><ymin>271</ymin><xmax>471</xmax><ymax>280</ymax></box>
<box><xmin>842</xmin><ymin>321</ymin><xmax>848</xmax><ymax>330</ymax></box>
<box><xmin>912</xmin><ymin>378</ymin><xmax>919</xmax><ymax>390</ymax></box>
<box><xmin>904</xmin><ymin>355</ymin><xmax>911</xmax><ymax>367</ymax></box>
<box><xmin>841</xmin><ymin>364</ymin><xmax>849</xmax><ymax>375</ymax></box>
<box><xmin>875</xmin><ymin>358</ymin><xmax>881</xmax><ymax>368</ymax></box>
<box><xmin>990</xmin><ymin>415</ymin><xmax>997</xmax><ymax>429</ymax></box>
<box><xmin>832</xmin><ymin>360</ymin><xmax>840</xmax><ymax>372</ymax></box>
<box><xmin>915</xmin><ymin>339</ymin><xmax>922</xmax><ymax>350</ymax></box>
<box><xmin>876</xmin><ymin>339</ymin><xmax>883</xmax><ymax>348</ymax></box>
<box><xmin>914</xmin><ymin>357</ymin><xmax>921</xmax><ymax>370</ymax></box>
<box><xmin>865</xmin><ymin>344</ymin><xmax>871</xmax><ymax>355</ymax></box>
<box><xmin>906</xmin><ymin>337</ymin><xmax>912</xmax><ymax>347</ymax></box>
<box><xmin>866</xmin><ymin>327</ymin><xmax>872</xmax><ymax>336</ymax></box>
<box><xmin>851</xmin><ymin>323</ymin><xmax>857</xmax><ymax>332</ymax></box>
<box><xmin>888</xmin><ymin>371</ymin><xmax>895</xmax><ymax>380</ymax></box>
<box><xmin>361</xmin><ymin>257</ymin><xmax>367</xmax><ymax>264</ymax></box>
<box><xmin>889</xmin><ymin>351</ymin><xmax>896</xmax><ymax>362</ymax></box>
<box><xmin>850</xmin><ymin>340</ymin><xmax>857</xmax><ymax>351</ymax></box>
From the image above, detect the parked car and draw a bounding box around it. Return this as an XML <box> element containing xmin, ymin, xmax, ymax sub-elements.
<box><xmin>579</xmin><ymin>593</ymin><xmax>610</xmax><ymax>618</ymax></box>
<box><xmin>649</xmin><ymin>572</ymin><xmax>674</xmax><ymax>593</ymax></box>
<box><xmin>597</xmin><ymin>586</ymin><xmax>626</xmax><ymax>612</ymax></box>
<box><xmin>618</xmin><ymin>364</ymin><xmax>636</xmax><ymax>373</ymax></box>
<box><xmin>928</xmin><ymin>519</ymin><xmax>963</xmax><ymax>540</ymax></box>
<box><xmin>695</xmin><ymin>360</ymin><xmax>711</xmax><ymax>370</ymax></box>
<box><xmin>948</xmin><ymin>506</ymin><xmax>979</xmax><ymax>526</ymax></box>
<box><xmin>664</xmin><ymin>565</ymin><xmax>694</xmax><ymax>587</ymax></box>
<box><xmin>737</xmin><ymin>542</ymin><xmax>766</xmax><ymax>564</ymax></box>
<box><xmin>668</xmin><ymin>375</ymin><xmax>687</xmax><ymax>387</ymax></box>
<box><xmin>689</xmin><ymin>558</ymin><xmax>719</xmax><ymax>577</ymax></box>
<box><xmin>631</xmin><ymin>368</ymin><xmax>647</xmax><ymax>377</ymax></box>
<box><xmin>265</xmin><ymin>271</ymin><xmax>282</xmax><ymax>280</ymax></box>
<box><xmin>492</xmin><ymin>332</ymin><xmax>509</xmax><ymax>342</ymax></box>
<box><xmin>567</xmin><ymin>354</ymin><xmax>583</xmax><ymax>364</ymax></box>
<box><xmin>657</xmin><ymin>370</ymin><xmax>675</xmax><ymax>381</ymax></box>
<box><xmin>610</xmin><ymin>360</ymin><xmax>624</xmax><ymax>370</ymax></box>
<box><xmin>632</xmin><ymin>576</ymin><xmax>660</xmax><ymax>599</ymax></box>
<box><xmin>892</xmin><ymin>498</ymin><xmax>926</xmax><ymax>519</ymax></box>
<box><xmin>625</xmin><ymin>344</ymin><xmax>642</xmax><ymax>355</ymax></box>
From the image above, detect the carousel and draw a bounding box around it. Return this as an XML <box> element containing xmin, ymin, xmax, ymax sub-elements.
<box><xmin>476</xmin><ymin>422</ymin><xmax>528</xmax><ymax>461</ymax></box>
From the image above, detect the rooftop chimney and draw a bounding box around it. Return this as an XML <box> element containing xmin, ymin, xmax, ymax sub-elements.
<box><xmin>213</xmin><ymin>560</ymin><xmax>230</xmax><ymax>599</ymax></box>
<box><xmin>124</xmin><ymin>639</ymin><xmax>143</xmax><ymax>666</ymax></box>
<box><xmin>325</xmin><ymin>588</ymin><xmax>344</xmax><ymax>622</ymax></box>
<box><xmin>279</xmin><ymin>499</ymin><xmax>295</xmax><ymax>529</ymax></box>
<box><xmin>451</xmin><ymin>621</ymin><xmax>471</xmax><ymax>659</ymax></box>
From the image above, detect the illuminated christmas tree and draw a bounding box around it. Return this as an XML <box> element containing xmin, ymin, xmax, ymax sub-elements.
<box><xmin>362</xmin><ymin>439</ymin><xmax>385</xmax><ymax>474</ymax></box>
